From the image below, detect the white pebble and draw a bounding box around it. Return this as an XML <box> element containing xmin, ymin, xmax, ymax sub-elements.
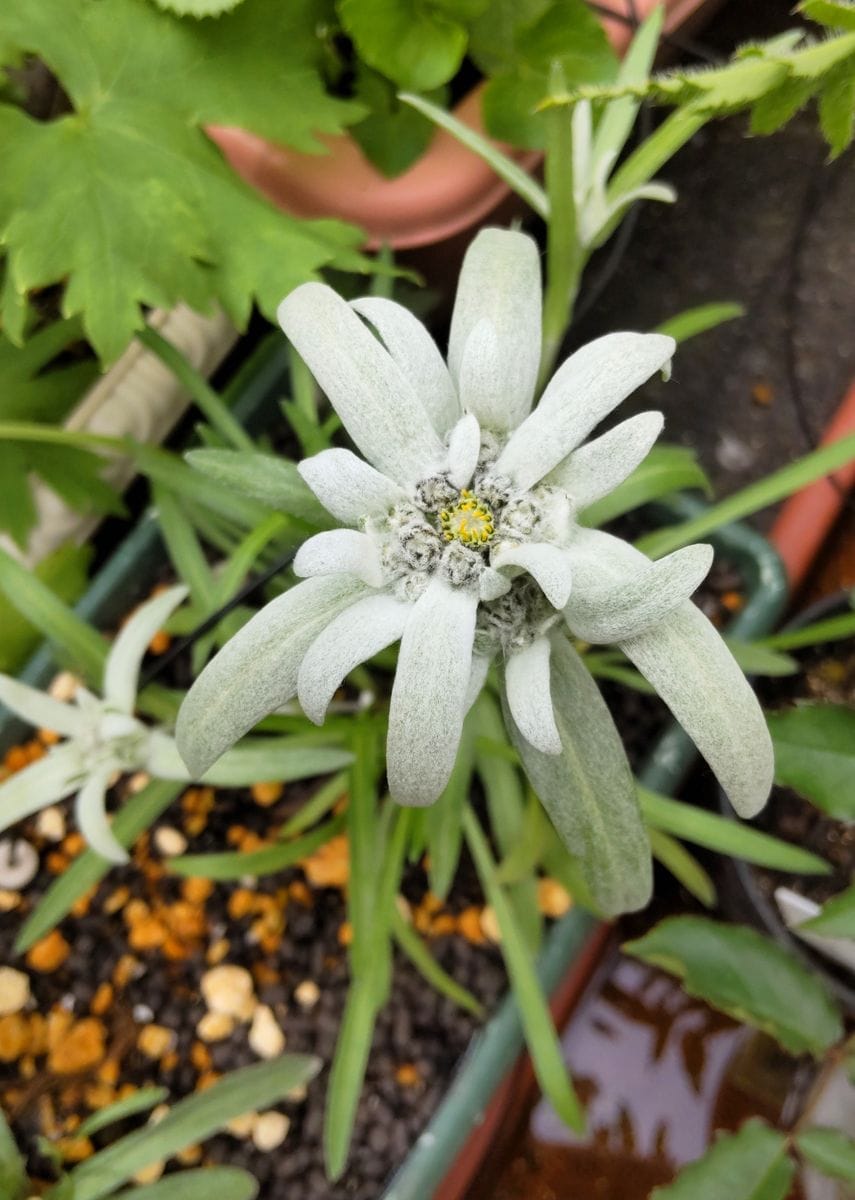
<box><xmin>294</xmin><ymin>980</ymin><xmax>320</xmax><ymax>1010</ymax></box>
<box><xmin>35</xmin><ymin>807</ymin><xmax>65</xmax><ymax>842</ymax></box>
<box><xmin>153</xmin><ymin>826</ymin><xmax>187</xmax><ymax>857</ymax></box>
<box><xmin>0</xmin><ymin>840</ymin><xmax>38</xmax><ymax>889</ymax></box>
<box><xmin>201</xmin><ymin>964</ymin><xmax>256</xmax><ymax>1020</ymax></box>
<box><xmin>251</xmin><ymin>1111</ymin><xmax>290</xmax><ymax>1151</ymax></box>
<box><xmin>248</xmin><ymin>1004</ymin><xmax>285</xmax><ymax>1060</ymax></box>
<box><xmin>196</xmin><ymin>1011</ymin><xmax>235</xmax><ymax>1042</ymax></box>
<box><xmin>48</xmin><ymin>671</ymin><xmax>80</xmax><ymax>702</ymax></box>
<box><xmin>226</xmin><ymin>1112</ymin><xmax>256</xmax><ymax>1139</ymax></box>
<box><xmin>0</xmin><ymin>967</ymin><xmax>31</xmax><ymax>1016</ymax></box>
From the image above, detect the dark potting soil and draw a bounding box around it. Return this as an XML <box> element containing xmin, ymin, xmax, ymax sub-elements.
<box><xmin>748</xmin><ymin>639</ymin><xmax>855</xmax><ymax>908</ymax></box>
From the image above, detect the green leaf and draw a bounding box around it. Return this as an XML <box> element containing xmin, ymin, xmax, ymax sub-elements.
<box><xmin>68</xmin><ymin>1056</ymin><xmax>320</xmax><ymax>1200</ymax></box>
<box><xmin>76</xmin><ymin>1088</ymin><xmax>168</xmax><ymax>1138</ymax></box>
<box><xmin>767</xmin><ymin>703</ymin><xmax>855</xmax><ymax>819</ymax></box>
<box><xmin>324</xmin><ymin>977</ymin><xmax>378</xmax><ymax>1180</ymax></box>
<box><xmin>819</xmin><ymin>64</ymin><xmax>855</xmax><ymax>156</ymax></box>
<box><xmin>465</xmin><ymin>806</ymin><xmax>584</xmax><ymax>1133</ymax></box>
<box><xmin>426</xmin><ymin>712</ymin><xmax>476</xmax><ymax>900</ymax></box>
<box><xmin>338</xmin><ymin>0</ymin><xmax>467</xmax><ymax>91</ymax></box>
<box><xmin>760</xmin><ymin>608</ymin><xmax>855</xmax><ymax>651</ymax></box>
<box><xmin>648</xmin><ymin>827</ymin><xmax>716</xmax><ymax>907</ymax></box>
<box><xmin>391</xmin><ymin>909</ymin><xmax>484</xmax><ymax>1017</ymax></box>
<box><xmin>654</xmin><ymin>301</ymin><xmax>745</xmax><ymax>344</ymax></box>
<box><xmin>0</xmin><ymin>542</ymin><xmax>107</xmax><ymax>685</ymax></box>
<box><xmin>800</xmin><ymin>0</ymin><xmax>855</xmax><ymax>32</ymax></box>
<box><xmin>169</xmin><ymin>813</ymin><xmax>345</xmax><ymax>880</ymax></box>
<box><xmin>505</xmin><ymin>636</ymin><xmax>652</xmax><ymax>917</ymax></box>
<box><xmin>0</xmin><ymin>0</ymin><xmax>366</xmax><ymax>362</ymax></box>
<box><xmin>184</xmin><ymin>449</ymin><xmax>331</xmax><ymax>526</ymax></box>
<box><xmin>625</xmin><ymin>916</ymin><xmax>843</xmax><ymax>1056</ymax></box>
<box><xmin>151</xmin><ymin>0</ymin><xmax>247</xmax><ymax>15</ymax></box>
<box><xmin>637</xmin><ymin>432</ymin><xmax>855</xmax><ymax>558</ymax></box>
<box><xmin>580</xmin><ymin>443</ymin><xmax>711</xmax><ymax>528</ymax></box>
<box><xmin>15</xmin><ymin>779</ymin><xmax>182</xmax><ymax>952</ymax></box>
<box><xmin>0</xmin><ymin>1108</ymin><xmax>26</xmax><ymax>1200</ymax></box>
<box><xmin>350</xmin><ymin>69</ymin><xmax>444</xmax><ymax>177</ymax></box>
<box><xmin>114</xmin><ymin>1168</ymin><xmax>258</xmax><ymax>1200</ymax></box>
<box><xmin>723</xmin><ymin>639</ymin><xmax>799</xmax><ymax>677</ymax></box>
<box><xmin>638</xmin><ymin>786</ymin><xmax>830</xmax><ymax>875</ymax></box>
<box><xmin>797</xmin><ymin>1126</ymin><xmax>855</xmax><ymax>1181</ymax></box>
<box><xmin>652</xmin><ymin>1120</ymin><xmax>792</xmax><ymax>1200</ymax></box>
<box><xmin>801</xmin><ymin>883</ymin><xmax>855</xmax><ymax>937</ymax></box>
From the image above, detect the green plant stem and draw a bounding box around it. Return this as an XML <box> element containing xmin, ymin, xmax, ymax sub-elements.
<box><xmin>540</xmin><ymin>94</ymin><xmax>582</xmax><ymax>389</ymax></box>
<box><xmin>136</xmin><ymin>325</ymin><xmax>254</xmax><ymax>452</ymax></box>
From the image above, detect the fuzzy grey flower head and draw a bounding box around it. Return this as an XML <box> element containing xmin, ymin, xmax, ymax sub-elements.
<box><xmin>176</xmin><ymin>227</ymin><xmax>773</xmax><ymax>839</ymax></box>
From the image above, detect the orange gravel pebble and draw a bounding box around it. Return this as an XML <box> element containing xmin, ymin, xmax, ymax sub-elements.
<box><xmin>46</xmin><ymin>851</ymin><xmax>70</xmax><ymax>875</ymax></box>
<box><xmin>62</xmin><ymin>832</ymin><xmax>86</xmax><ymax>857</ymax></box>
<box><xmin>288</xmin><ymin>880</ymin><xmax>312</xmax><ymax>907</ymax></box>
<box><xmin>251</xmin><ymin>781</ymin><xmax>284</xmax><ymax>807</ymax></box>
<box><xmin>103</xmin><ymin>886</ymin><xmax>130</xmax><ymax>915</ymax></box>
<box><xmin>90</xmin><ymin>982</ymin><xmax>114</xmax><ymax>1017</ymax></box>
<box><xmin>26</xmin><ymin>929</ymin><xmax>71</xmax><ymax>973</ymax></box>
<box><xmin>138</xmin><ymin>1025</ymin><xmax>175</xmax><ymax>1059</ymax></box>
<box><xmin>537</xmin><ymin>877</ymin><xmax>572</xmax><ymax>918</ymax></box>
<box><xmin>303</xmin><ymin>834</ymin><xmax>350</xmax><ymax>888</ymax></box>
<box><xmin>56</xmin><ymin>1136</ymin><xmax>94</xmax><ymax>1162</ymax></box>
<box><xmin>457</xmin><ymin>907</ymin><xmax>486</xmax><ymax>944</ymax></box>
<box><xmin>395</xmin><ymin>1063</ymin><xmax>421</xmax><ymax>1088</ymax></box>
<box><xmin>48</xmin><ymin>1018</ymin><xmax>106</xmax><ymax>1074</ymax></box>
<box><xmin>3</xmin><ymin>746</ymin><xmax>29</xmax><ymax>773</ymax></box>
<box><xmin>148</xmin><ymin>629</ymin><xmax>171</xmax><ymax>655</ymax></box>
<box><xmin>0</xmin><ymin>890</ymin><xmax>20</xmax><ymax>911</ymax></box>
<box><xmin>182</xmin><ymin>877</ymin><xmax>213</xmax><ymax>904</ymax></box>
<box><xmin>191</xmin><ymin>1041</ymin><xmax>212</xmax><ymax>1072</ymax></box>
<box><xmin>38</xmin><ymin>727</ymin><xmax>61</xmax><ymax>746</ymax></box>
<box><xmin>113</xmin><ymin>954</ymin><xmax>141</xmax><ymax>989</ymax></box>
<box><xmin>0</xmin><ymin>1014</ymin><xmax>30</xmax><ymax>1061</ymax></box>
<box><xmin>430</xmin><ymin>914</ymin><xmax>457</xmax><ymax>937</ymax></box>
<box><xmin>98</xmin><ymin>1059</ymin><xmax>120</xmax><ymax>1085</ymax></box>
<box><xmin>337</xmin><ymin>921</ymin><xmax>353</xmax><ymax>946</ymax></box>
<box><xmin>228</xmin><ymin>889</ymin><xmax>257</xmax><ymax>920</ymax></box>
<box><xmin>721</xmin><ymin>590</ymin><xmax>745</xmax><ymax>614</ymax></box>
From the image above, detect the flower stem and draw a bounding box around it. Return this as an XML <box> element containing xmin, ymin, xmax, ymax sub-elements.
<box><xmin>539</xmin><ymin>71</ymin><xmax>584</xmax><ymax>391</ymax></box>
<box><xmin>136</xmin><ymin>325</ymin><xmax>254</xmax><ymax>452</ymax></box>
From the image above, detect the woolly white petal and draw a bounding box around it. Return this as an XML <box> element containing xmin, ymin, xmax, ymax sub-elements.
<box><xmin>298</xmin><ymin>448</ymin><xmax>405</xmax><ymax>526</ymax></box>
<box><xmin>104</xmin><ymin>585</ymin><xmax>189</xmax><ymax>713</ymax></box>
<box><xmin>448</xmin><ymin>229</ymin><xmax>542</xmax><ymax>431</ymax></box>
<box><xmin>492</xmin><ymin>542</ymin><xmax>574</xmax><ymax>610</ymax></box>
<box><xmin>549</xmin><ymin>411</ymin><xmax>664</xmax><ymax>509</ymax></box>
<box><xmin>620</xmin><ymin>601</ymin><xmax>774</xmax><ymax>818</ymax></box>
<box><xmin>446</xmin><ymin>413</ymin><xmax>482</xmax><ymax>489</ymax></box>
<box><xmin>456</xmin><ymin>319</ymin><xmax>508</xmax><ymax>433</ymax></box>
<box><xmin>464</xmin><ymin>652</ymin><xmax>493</xmax><ymax>714</ymax></box>
<box><xmin>564</xmin><ymin>534</ymin><xmax>714</xmax><ymax>643</ymax></box>
<box><xmin>479</xmin><ymin>568</ymin><xmax>511</xmax><ymax>601</ymax></box>
<box><xmin>0</xmin><ymin>674</ymin><xmax>87</xmax><ymax>738</ymax></box>
<box><xmin>495</xmin><ymin>332</ymin><xmax>675</xmax><ymax>491</ymax></box>
<box><xmin>0</xmin><ymin>743</ymin><xmax>83</xmax><ymax>834</ymax></box>
<box><xmin>75</xmin><ymin>767</ymin><xmax>128</xmax><ymax>864</ymax></box>
<box><xmin>351</xmin><ymin>297</ymin><xmax>459</xmax><ymax>435</ymax></box>
<box><xmin>293</xmin><ymin>530</ymin><xmax>383</xmax><ymax>588</ymax></box>
<box><xmin>298</xmin><ymin>593</ymin><xmax>411</xmax><ymax>725</ymax></box>
<box><xmin>387</xmin><ymin>577</ymin><xmax>478</xmax><ymax>806</ymax></box>
<box><xmin>176</xmin><ymin>576</ymin><xmax>369</xmax><ymax>778</ymax></box>
<box><xmin>505</xmin><ymin>637</ymin><xmax>561</xmax><ymax>755</ymax></box>
<box><xmin>278</xmin><ymin>283</ymin><xmax>444</xmax><ymax>485</ymax></box>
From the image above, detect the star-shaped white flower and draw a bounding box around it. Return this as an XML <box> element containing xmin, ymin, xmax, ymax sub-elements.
<box><xmin>176</xmin><ymin>227</ymin><xmax>773</xmax><ymax>886</ymax></box>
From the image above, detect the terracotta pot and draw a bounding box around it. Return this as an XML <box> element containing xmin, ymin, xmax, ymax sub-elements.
<box><xmin>769</xmin><ymin>376</ymin><xmax>855</xmax><ymax>592</ymax></box>
<box><xmin>208</xmin><ymin>0</ymin><xmax>724</xmax><ymax>251</ymax></box>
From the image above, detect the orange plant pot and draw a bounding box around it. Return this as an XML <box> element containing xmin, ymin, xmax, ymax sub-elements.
<box><xmin>208</xmin><ymin>0</ymin><xmax>724</xmax><ymax>251</ymax></box>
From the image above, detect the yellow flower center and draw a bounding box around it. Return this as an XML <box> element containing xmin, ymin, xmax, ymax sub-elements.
<box><xmin>439</xmin><ymin>490</ymin><xmax>495</xmax><ymax>546</ymax></box>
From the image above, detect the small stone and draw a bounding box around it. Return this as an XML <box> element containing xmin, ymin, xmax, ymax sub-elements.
<box><xmin>201</xmin><ymin>964</ymin><xmax>256</xmax><ymax>1020</ymax></box>
<box><xmin>26</xmin><ymin>929</ymin><xmax>70</xmax><ymax>974</ymax></box>
<box><xmin>196</xmin><ymin>1011</ymin><xmax>235</xmax><ymax>1042</ymax></box>
<box><xmin>226</xmin><ymin>1112</ymin><xmax>257</xmax><ymax>1139</ymax></box>
<box><xmin>252</xmin><ymin>1111</ymin><xmax>290</xmax><ymax>1151</ymax></box>
<box><xmin>251</xmin><ymin>781</ymin><xmax>284</xmax><ymax>807</ymax></box>
<box><xmin>128</xmin><ymin>771</ymin><xmax>151</xmax><ymax>794</ymax></box>
<box><xmin>132</xmin><ymin>1161</ymin><xmax>164</xmax><ymax>1186</ymax></box>
<box><xmin>395</xmin><ymin>1062</ymin><xmax>421</xmax><ymax>1088</ymax></box>
<box><xmin>35</xmin><ymin>807</ymin><xmax>66</xmax><ymax>842</ymax></box>
<box><xmin>0</xmin><ymin>967</ymin><xmax>30</xmax><ymax>1016</ymax></box>
<box><xmin>293</xmin><ymin>980</ymin><xmax>320</xmax><ymax>1011</ymax></box>
<box><xmin>248</xmin><ymin>1005</ymin><xmax>285</xmax><ymax>1060</ymax></box>
<box><xmin>537</xmin><ymin>877</ymin><xmax>572</xmax><ymax>918</ymax></box>
<box><xmin>0</xmin><ymin>890</ymin><xmax>20</xmax><ymax>912</ymax></box>
<box><xmin>479</xmin><ymin>905</ymin><xmax>501</xmax><ymax>944</ymax></box>
<box><xmin>137</xmin><ymin>1025</ymin><xmax>175</xmax><ymax>1059</ymax></box>
<box><xmin>153</xmin><ymin>826</ymin><xmax>188</xmax><ymax>857</ymax></box>
<box><xmin>457</xmin><ymin>906</ymin><xmax>486</xmax><ymax>944</ymax></box>
<box><xmin>302</xmin><ymin>834</ymin><xmax>349</xmax><ymax>888</ymax></box>
<box><xmin>0</xmin><ymin>1014</ymin><xmax>30</xmax><ymax>1061</ymax></box>
<box><xmin>0</xmin><ymin>839</ymin><xmax>38</xmax><ymax>889</ymax></box>
<box><xmin>48</xmin><ymin>671</ymin><xmax>80</xmax><ymax>701</ymax></box>
<box><xmin>286</xmin><ymin>1083</ymin><xmax>307</xmax><ymax>1103</ymax></box>
<box><xmin>48</xmin><ymin>1018</ymin><xmax>106</xmax><ymax>1074</ymax></box>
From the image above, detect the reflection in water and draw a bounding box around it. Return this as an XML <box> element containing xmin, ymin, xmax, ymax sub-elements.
<box><xmin>470</xmin><ymin>954</ymin><xmax>804</xmax><ymax>1200</ymax></box>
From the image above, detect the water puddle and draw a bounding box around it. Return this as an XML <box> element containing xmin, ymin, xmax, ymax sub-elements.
<box><xmin>469</xmin><ymin>951</ymin><xmax>807</xmax><ymax>1199</ymax></box>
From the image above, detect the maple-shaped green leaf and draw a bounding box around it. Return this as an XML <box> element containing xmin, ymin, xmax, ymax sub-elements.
<box><xmin>800</xmin><ymin>0</ymin><xmax>855</xmax><ymax>31</ymax></box>
<box><xmin>0</xmin><ymin>0</ymin><xmax>368</xmax><ymax>363</ymax></box>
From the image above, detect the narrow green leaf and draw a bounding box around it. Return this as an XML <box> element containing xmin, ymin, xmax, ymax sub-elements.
<box><xmin>398</xmin><ymin>91</ymin><xmax>549</xmax><ymax>218</ymax></box>
<box><xmin>69</xmin><ymin>1056</ymin><xmax>320</xmax><ymax>1200</ymax></box>
<box><xmin>0</xmin><ymin>543</ymin><xmax>91</xmax><ymax>676</ymax></box>
<box><xmin>801</xmin><ymin>884</ymin><xmax>855</xmax><ymax>937</ymax></box>
<box><xmin>347</xmin><ymin>723</ymin><xmax>381</xmax><ymax>977</ymax></box>
<box><xmin>0</xmin><ymin>1108</ymin><xmax>26</xmax><ymax>1200</ymax></box>
<box><xmin>278</xmin><ymin>771</ymin><xmax>348</xmax><ymax>838</ymax></box>
<box><xmin>154</xmin><ymin>483</ymin><xmax>218</xmax><ymax>610</ymax></box>
<box><xmin>114</xmin><ymin>1167</ymin><xmax>257</xmax><ymax>1200</ymax></box>
<box><xmin>800</xmin><ymin>0</ymin><xmax>855</xmax><ymax>32</ymax></box>
<box><xmin>638</xmin><ymin>787</ymin><xmax>830</xmax><ymax>875</ymax></box>
<box><xmin>591</xmin><ymin>5</ymin><xmax>664</xmax><ymax>167</ymax></box>
<box><xmin>426</xmin><ymin>713</ymin><xmax>476</xmax><ymax>900</ymax></box>
<box><xmin>767</xmin><ymin>703</ymin><xmax>855</xmax><ymax>819</ymax></box>
<box><xmin>760</xmin><ymin>609</ymin><xmax>855</xmax><ymax>651</ymax></box>
<box><xmin>15</xmin><ymin>780</ymin><xmax>182</xmax><ymax>952</ymax></box>
<box><xmin>580</xmin><ymin>443</ymin><xmax>711</xmax><ymax>527</ymax></box>
<box><xmin>648</xmin><ymin>828</ymin><xmax>716</xmax><ymax>907</ymax></box>
<box><xmin>465</xmin><ymin>807</ymin><xmax>585</xmax><ymax>1133</ymax></box>
<box><xmin>723</xmin><ymin>640</ymin><xmax>798</xmax><ymax>676</ymax></box>
<box><xmin>324</xmin><ymin>978</ymin><xmax>378</xmax><ymax>1180</ymax></box>
<box><xmin>625</xmin><ymin>916</ymin><xmax>843</xmax><ymax>1056</ymax></box>
<box><xmin>797</xmin><ymin>1126</ymin><xmax>855</xmax><ymax>1181</ymax></box>
<box><xmin>203</xmin><ymin>739</ymin><xmax>353</xmax><ymax>788</ymax></box>
<box><xmin>391</xmin><ymin>909</ymin><xmax>484</xmax><ymax>1018</ymax></box>
<box><xmin>169</xmin><ymin>813</ymin><xmax>345</xmax><ymax>880</ymax></box>
<box><xmin>654</xmin><ymin>301</ymin><xmax>745</xmax><ymax>344</ymax></box>
<box><xmin>76</xmin><ymin>1089</ymin><xmax>168</xmax><ymax>1138</ymax></box>
<box><xmin>185</xmin><ymin>449</ymin><xmax>331</xmax><ymax>527</ymax></box>
<box><xmin>652</xmin><ymin>1120</ymin><xmax>792</xmax><ymax>1200</ymax></box>
<box><xmin>637</xmin><ymin>433</ymin><xmax>855</xmax><ymax>558</ymax></box>
<box><xmin>0</xmin><ymin>543</ymin><xmax>107</xmax><ymax>685</ymax></box>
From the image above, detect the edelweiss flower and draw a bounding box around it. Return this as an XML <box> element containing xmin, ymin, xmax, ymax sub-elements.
<box><xmin>0</xmin><ymin>588</ymin><xmax>351</xmax><ymax>863</ymax></box>
<box><xmin>176</xmin><ymin>228</ymin><xmax>773</xmax><ymax>858</ymax></box>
